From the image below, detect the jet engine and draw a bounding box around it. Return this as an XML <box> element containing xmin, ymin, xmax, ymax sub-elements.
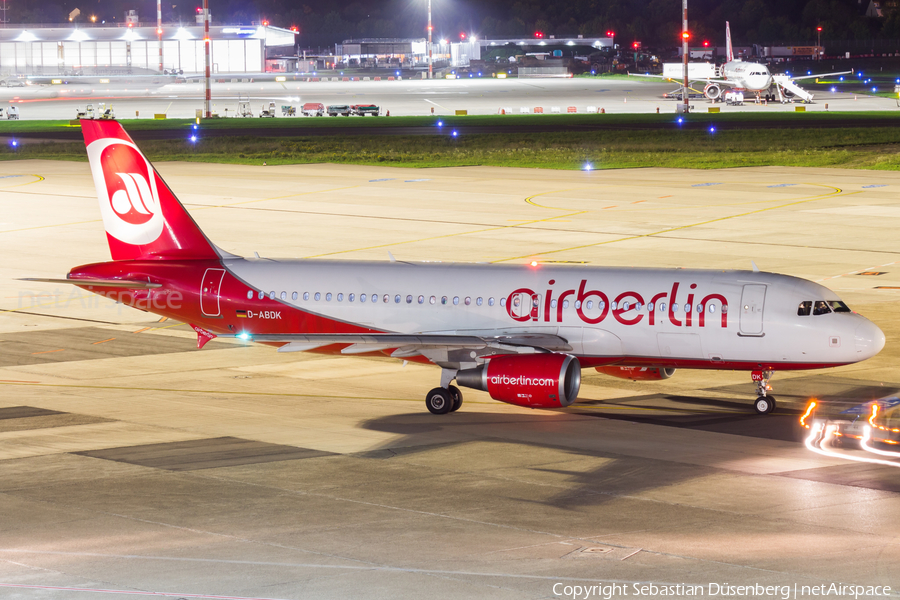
<box><xmin>704</xmin><ymin>83</ymin><xmax>722</xmax><ymax>100</ymax></box>
<box><xmin>456</xmin><ymin>354</ymin><xmax>581</xmax><ymax>408</ymax></box>
<box><xmin>595</xmin><ymin>366</ymin><xmax>676</xmax><ymax>381</ymax></box>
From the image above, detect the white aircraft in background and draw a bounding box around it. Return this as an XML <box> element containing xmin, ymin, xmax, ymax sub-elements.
<box><xmin>637</xmin><ymin>22</ymin><xmax>851</xmax><ymax>103</ymax></box>
<box><xmin>23</xmin><ymin>120</ymin><xmax>885</xmax><ymax>416</ymax></box>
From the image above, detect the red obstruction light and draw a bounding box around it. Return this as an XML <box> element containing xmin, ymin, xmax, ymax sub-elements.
<box><xmin>682</xmin><ymin>31</ymin><xmax>691</xmax><ymax>40</ymax></box>
<box><xmin>262</xmin><ymin>20</ymin><xmax>269</xmax><ymax>27</ymax></box>
<box><xmin>817</xmin><ymin>26</ymin><xmax>823</xmax><ymax>32</ymax></box>
<box><xmin>632</xmin><ymin>41</ymin><xmax>640</xmax><ymax>49</ymax></box>
<box><xmin>196</xmin><ymin>7</ymin><xmax>201</xmax><ymax>12</ymax></box>
<box><xmin>606</xmin><ymin>30</ymin><xmax>614</xmax><ymax>37</ymax></box>
<box><xmin>702</xmin><ymin>40</ymin><xmax>709</xmax><ymax>47</ymax></box>
<box><xmin>534</xmin><ymin>31</ymin><xmax>544</xmax><ymax>38</ymax></box>
<box><xmin>459</xmin><ymin>31</ymin><xmax>467</xmax><ymax>40</ymax></box>
<box><xmin>290</xmin><ymin>26</ymin><xmax>299</xmax><ymax>33</ymax></box>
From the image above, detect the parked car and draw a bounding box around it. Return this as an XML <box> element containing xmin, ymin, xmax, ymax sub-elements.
<box><xmin>0</xmin><ymin>78</ymin><xmax>25</xmax><ymax>87</ymax></box>
<box><xmin>327</xmin><ymin>104</ymin><xmax>351</xmax><ymax>117</ymax></box>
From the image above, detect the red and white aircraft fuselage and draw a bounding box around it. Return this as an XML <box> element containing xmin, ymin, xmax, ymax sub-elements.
<box><xmin>26</xmin><ymin>120</ymin><xmax>885</xmax><ymax>416</ymax></box>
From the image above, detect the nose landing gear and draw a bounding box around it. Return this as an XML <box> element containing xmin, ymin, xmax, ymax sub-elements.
<box><xmin>752</xmin><ymin>370</ymin><xmax>775</xmax><ymax>414</ymax></box>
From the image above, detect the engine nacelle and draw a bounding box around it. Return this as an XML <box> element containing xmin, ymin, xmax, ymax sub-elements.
<box><xmin>704</xmin><ymin>83</ymin><xmax>722</xmax><ymax>100</ymax></box>
<box><xmin>456</xmin><ymin>354</ymin><xmax>581</xmax><ymax>408</ymax></box>
<box><xmin>595</xmin><ymin>366</ymin><xmax>676</xmax><ymax>381</ymax></box>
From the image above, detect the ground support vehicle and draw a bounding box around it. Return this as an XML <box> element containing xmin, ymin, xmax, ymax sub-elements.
<box><xmin>350</xmin><ymin>104</ymin><xmax>380</xmax><ymax>116</ymax></box>
<box><xmin>259</xmin><ymin>102</ymin><xmax>276</xmax><ymax>118</ymax></box>
<box><xmin>327</xmin><ymin>104</ymin><xmax>351</xmax><ymax>117</ymax></box>
<box><xmin>301</xmin><ymin>103</ymin><xmax>325</xmax><ymax>117</ymax></box>
<box><xmin>281</xmin><ymin>105</ymin><xmax>296</xmax><ymax>116</ymax></box>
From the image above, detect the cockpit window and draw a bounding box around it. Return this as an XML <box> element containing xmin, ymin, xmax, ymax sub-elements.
<box><xmin>797</xmin><ymin>301</ymin><xmax>812</xmax><ymax>316</ymax></box>
<box><xmin>813</xmin><ymin>300</ymin><xmax>832</xmax><ymax>315</ymax></box>
<box><xmin>828</xmin><ymin>300</ymin><xmax>851</xmax><ymax>313</ymax></box>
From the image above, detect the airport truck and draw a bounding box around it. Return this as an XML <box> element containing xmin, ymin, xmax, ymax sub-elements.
<box><xmin>350</xmin><ymin>104</ymin><xmax>380</xmax><ymax>116</ymax></box>
<box><xmin>327</xmin><ymin>104</ymin><xmax>351</xmax><ymax>117</ymax></box>
<box><xmin>301</xmin><ymin>103</ymin><xmax>325</xmax><ymax>117</ymax></box>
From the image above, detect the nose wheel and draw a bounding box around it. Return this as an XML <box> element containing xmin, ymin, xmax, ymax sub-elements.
<box><xmin>751</xmin><ymin>370</ymin><xmax>776</xmax><ymax>414</ymax></box>
<box><xmin>754</xmin><ymin>395</ymin><xmax>776</xmax><ymax>414</ymax></box>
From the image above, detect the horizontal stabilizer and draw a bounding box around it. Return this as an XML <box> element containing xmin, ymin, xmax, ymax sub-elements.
<box><xmin>19</xmin><ymin>277</ymin><xmax>161</xmax><ymax>289</ymax></box>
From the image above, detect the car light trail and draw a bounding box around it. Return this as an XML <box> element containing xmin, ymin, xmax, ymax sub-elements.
<box><xmin>805</xmin><ymin>422</ymin><xmax>900</xmax><ymax>468</ymax></box>
<box><xmin>861</xmin><ymin>426</ymin><xmax>900</xmax><ymax>459</ymax></box>
<box><xmin>799</xmin><ymin>400</ymin><xmax>816</xmax><ymax>428</ymax></box>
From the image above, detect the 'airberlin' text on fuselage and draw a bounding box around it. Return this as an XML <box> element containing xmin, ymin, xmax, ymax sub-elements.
<box><xmin>506</xmin><ymin>280</ymin><xmax>729</xmax><ymax>328</ymax></box>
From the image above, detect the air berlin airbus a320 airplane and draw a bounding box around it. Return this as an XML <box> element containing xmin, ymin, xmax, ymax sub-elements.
<box><xmin>26</xmin><ymin>120</ymin><xmax>885</xmax><ymax>415</ymax></box>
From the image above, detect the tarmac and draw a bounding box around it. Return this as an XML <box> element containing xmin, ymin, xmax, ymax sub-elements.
<box><xmin>2</xmin><ymin>76</ymin><xmax>897</xmax><ymax>120</ymax></box>
<box><xmin>1</xmin><ymin>160</ymin><xmax>900</xmax><ymax>599</ymax></box>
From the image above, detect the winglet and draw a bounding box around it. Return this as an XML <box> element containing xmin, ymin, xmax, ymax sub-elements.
<box><xmin>388</xmin><ymin>251</ymin><xmax>397</xmax><ymax>263</ymax></box>
<box><xmin>189</xmin><ymin>324</ymin><xmax>217</xmax><ymax>349</ymax></box>
<box><xmin>751</xmin><ymin>261</ymin><xmax>760</xmax><ymax>273</ymax></box>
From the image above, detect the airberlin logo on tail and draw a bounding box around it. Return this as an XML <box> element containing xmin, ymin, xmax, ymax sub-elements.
<box><xmin>110</xmin><ymin>172</ymin><xmax>156</xmax><ymax>224</ymax></box>
<box><xmin>87</xmin><ymin>138</ymin><xmax>164</xmax><ymax>245</ymax></box>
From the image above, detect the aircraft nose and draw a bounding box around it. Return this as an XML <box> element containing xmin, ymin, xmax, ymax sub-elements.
<box><xmin>855</xmin><ymin>319</ymin><xmax>885</xmax><ymax>359</ymax></box>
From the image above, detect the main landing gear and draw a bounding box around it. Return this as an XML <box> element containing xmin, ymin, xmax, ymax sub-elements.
<box><xmin>752</xmin><ymin>370</ymin><xmax>776</xmax><ymax>415</ymax></box>
<box><xmin>425</xmin><ymin>385</ymin><xmax>463</xmax><ymax>415</ymax></box>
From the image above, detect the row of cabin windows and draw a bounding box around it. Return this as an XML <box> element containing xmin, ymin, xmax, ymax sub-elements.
<box><xmin>797</xmin><ymin>300</ymin><xmax>851</xmax><ymax>316</ymax></box>
<box><xmin>245</xmin><ymin>289</ymin><xmax>726</xmax><ymax>313</ymax></box>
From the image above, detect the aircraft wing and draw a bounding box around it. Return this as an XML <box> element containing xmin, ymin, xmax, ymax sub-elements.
<box><xmin>787</xmin><ymin>70</ymin><xmax>852</xmax><ymax>81</ymax></box>
<box><xmin>225</xmin><ymin>332</ymin><xmax>573</xmax><ymax>354</ymax></box>
<box><xmin>627</xmin><ymin>72</ymin><xmax>733</xmax><ymax>86</ymax></box>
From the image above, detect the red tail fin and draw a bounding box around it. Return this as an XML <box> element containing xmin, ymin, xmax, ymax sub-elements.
<box><xmin>82</xmin><ymin>119</ymin><xmax>218</xmax><ymax>261</ymax></box>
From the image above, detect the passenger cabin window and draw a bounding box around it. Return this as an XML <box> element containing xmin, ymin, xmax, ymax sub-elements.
<box><xmin>829</xmin><ymin>300</ymin><xmax>851</xmax><ymax>313</ymax></box>
<box><xmin>798</xmin><ymin>301</ymin><xmax>812</xmax><ymax>316</ymax></box>
<box><xmin>247</xmin><ymin>291</ymin><xmax>253</xmax><ymax>300</ymax></box>
<box><xmin>813</xmin><ymin>300</ymin><xmax>831</xmax><ymax>315</ymax></box>
<box><xmin>292</xmin><ymin>292</ymin><xmax>298</xmax><ymax>301</ymax></box>
<box><xmin>303</xmin><ymin>292</ymin><xmax>310</xmax><ymax>301</ymax></box>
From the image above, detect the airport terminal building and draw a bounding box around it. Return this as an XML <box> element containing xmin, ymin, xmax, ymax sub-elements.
<box><xmin>0</xmin><ymin>24</ymin><xmax>296</xmax><ymax>76</ymax></box>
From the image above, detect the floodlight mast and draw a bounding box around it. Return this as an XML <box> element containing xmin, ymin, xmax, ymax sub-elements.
<box><xmin>682</xmin><ymin>0</ymin><xmax>688</xmax><ymax>112</ymax></box>
<box><xmin>157</xmin><ymin>0</ymin><xmax>163</xmax><ymax>73</ymax></box>
<box><xmin>427</xmin><ymin>0</ymin><xmax>433</xmax><ymax>79</ymax></box>
<box><xmin>203</xmin><ymin>0</ymin><xmax>211</xmax><ymax>118</ymax></box>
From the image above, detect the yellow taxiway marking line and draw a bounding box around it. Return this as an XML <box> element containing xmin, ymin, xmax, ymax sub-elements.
<box><xmin>817</xmin><ymin>260</ymin><xmax>899</xmax><ymax>283</ymax></box>
<box><xmin>0</xmin><ymin>381</ymin><xmax>428</xmax><ymax>403</ymax></box>
<box><xmin>30</xmin><ymin>349</ymin><xmax>64</xmax><ymax>355</ymax></box>
<box><xmin>307</xmin><ymin>189</ymin><xmax>588</xmax><ymax>258</ymax></box>
<box><xmin>91</xmin><ymin>338</ymin><xmax>116</xmax><ymax>345</ymax></box>
<box><xmin>194</xmin><ymin>185</ymin><xmax>361</xmax><ymax>211</ymax></box>
<box><xmin>132</xmin><ymin>327</ymin><xmax>151</xmax><ymax>334</ymax></box>
<box><xmin>494</xmin><ymin>185</ymin><xmax>853</xmax><ymax>263</ymax></box>
<box><xmin>0</xmin><ymin>174</ymin><xmax>44</xmax><ymax>189</ymax></box>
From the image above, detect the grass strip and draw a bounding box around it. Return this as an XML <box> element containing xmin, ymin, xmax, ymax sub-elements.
<box><xmin>2</xmin><ymin>111</ymin><xmax>900</xmax><ymax>135</ymax></box>
<box><xmin>2</xmin><ymin>127</ymin><xmax>899</xmax><ymax>170</ymax></box>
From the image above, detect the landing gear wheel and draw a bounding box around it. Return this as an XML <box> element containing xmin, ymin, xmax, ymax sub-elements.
<box><xmin>426</xmin><ymin>387</ymin><xmax>453</xmax><ymax>415</ymax></box>
<box><xmin>754</xmin><ymin>395</ymin><xmax>776</xmax><ymax>415</ymax></box>
<box><xmin>448</xmin><ymin>385</ymin><xmax>463</xmax><ymax>412</ymax></box>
